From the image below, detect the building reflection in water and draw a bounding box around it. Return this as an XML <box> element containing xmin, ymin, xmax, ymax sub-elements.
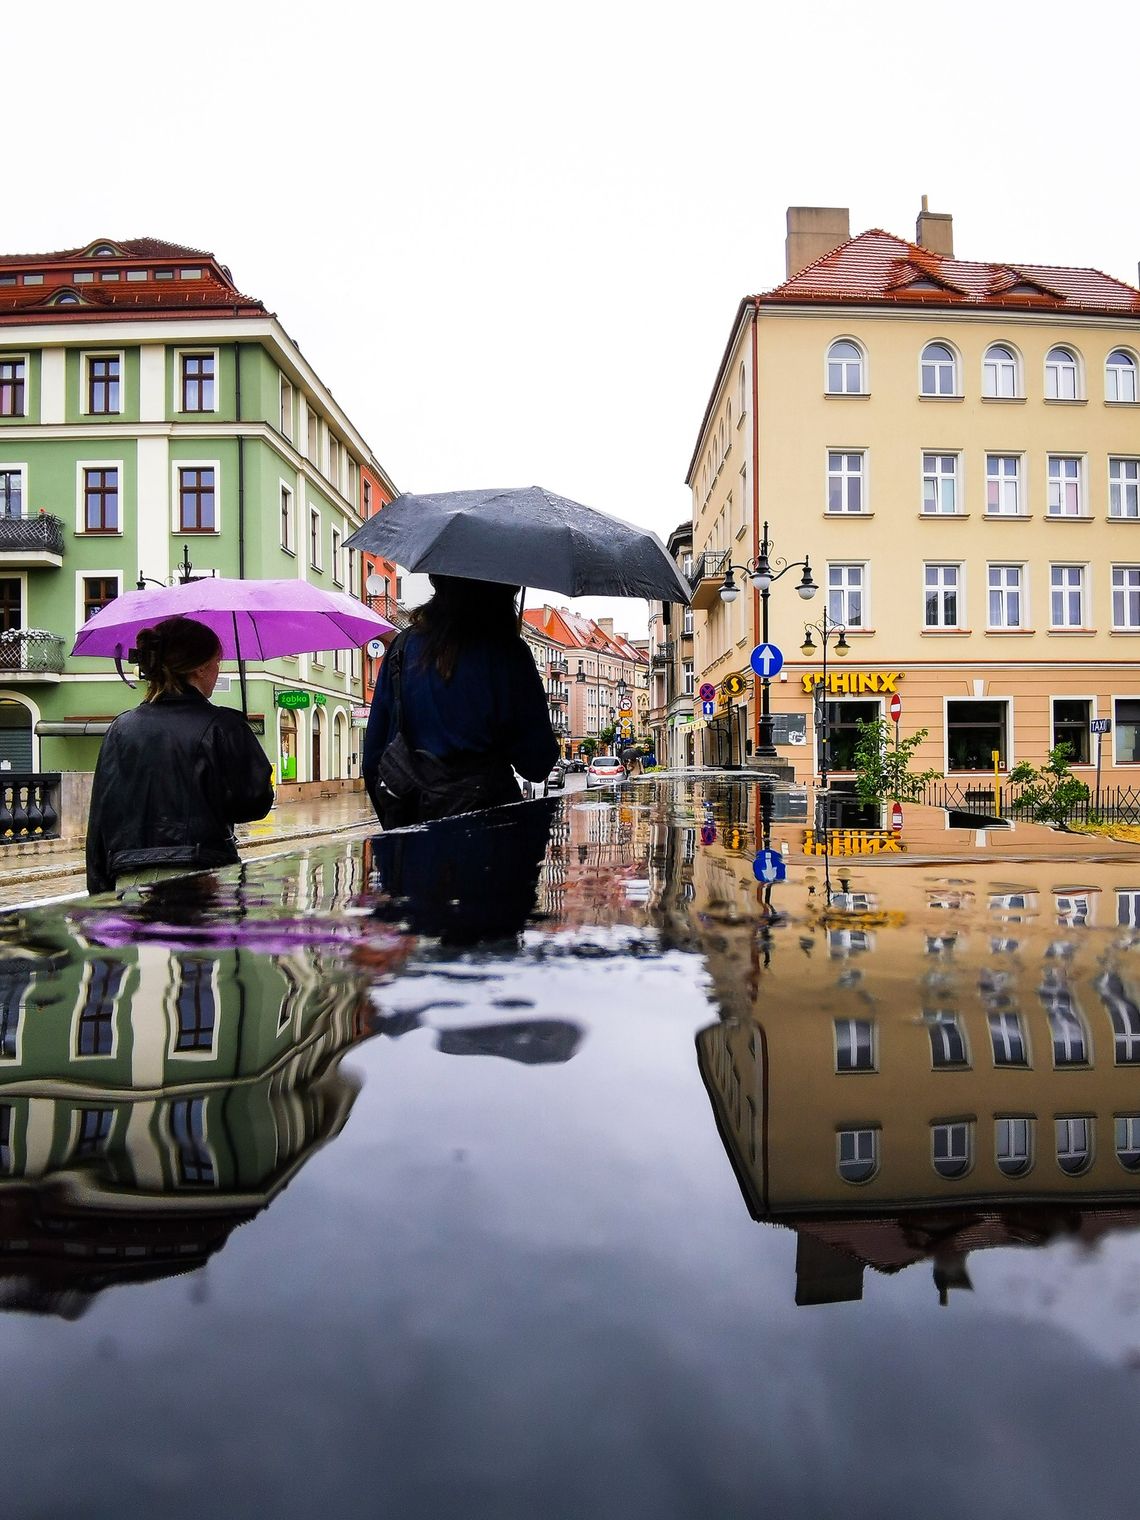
<box><xmin>630</xmin><ymin>777</ymin><xmax>1140</xmax><ymax>1309</ymax></box>
<box><xmin>0</xmin><ymin>874</ymin><xmax>388</xmax><ymax>1319</ymax></box>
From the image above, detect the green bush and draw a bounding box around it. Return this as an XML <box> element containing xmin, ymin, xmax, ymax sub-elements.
<box><xmin>1008</xmin><ymin>744</ymin><xmax>1089</xmax><ymax>825</ymax></box>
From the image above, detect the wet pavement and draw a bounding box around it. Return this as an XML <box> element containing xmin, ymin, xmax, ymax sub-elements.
<box><xmin>2</xmin><ymin>773</ymin><xmax>1140</xmax><ymax>1517</ymax></box>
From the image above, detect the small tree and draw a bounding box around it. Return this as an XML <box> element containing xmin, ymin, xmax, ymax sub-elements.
<box><xmin>852</xmin><ymin>717</ymin><xmax>942</xmax><ymax>805</ymax></box>
<box><xmin>599</xmin><ymin>723</ymin><xmax>618</xmax><ymax>751</ymax></box>
<box><xmin>580</xmin><ymin>736</ymin><xmax>599</xmax><ymax>761</ymax></box>
<box><xmin>1008</xmin><ymin>743</ymin><xmax>1089</xmax><ymax>825</ymax></box>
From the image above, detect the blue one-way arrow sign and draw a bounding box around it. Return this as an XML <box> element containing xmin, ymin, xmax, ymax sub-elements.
<box><xmin>753</xmin><ymin>849</ymin><xmax>787</xmax><ymax>884</ymax></box>
<box><xmin>750</xmin><ymin>642</ymin><xmax>784</xmax><ymax>679</ymax></box>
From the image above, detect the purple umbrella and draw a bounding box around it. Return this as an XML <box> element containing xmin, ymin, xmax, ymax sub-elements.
<box><xmin>72</xmin><ymin>577</ymin><xmax>394</xmax><ymax>663</ymax></box>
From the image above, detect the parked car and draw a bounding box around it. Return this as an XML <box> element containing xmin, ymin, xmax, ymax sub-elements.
<box><xmin>567</xmin><ymin>758</ymin><xmax>586</xmax><ymax>772</ymax></box>
<box><xmin>546</xmin><ymin>763</ymin><xmax>566</xmax><ymax>791</ymax></box>
<box><xmin>585</xmin><ymin>754</ymin><xmax>624</xmax><ymax>789</ymax></box>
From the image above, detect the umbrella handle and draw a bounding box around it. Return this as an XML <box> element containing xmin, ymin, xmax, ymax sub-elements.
<box><xmin>114</xmin><ymin>644</ymin><xmax>137</xmax><ymax>691</ymax></box>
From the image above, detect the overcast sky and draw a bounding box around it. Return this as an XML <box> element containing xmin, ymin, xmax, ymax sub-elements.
<box><xmin>9</xmin><ymin>1</ymin><xmax>1137</xmax><ymax>637</ymax></box>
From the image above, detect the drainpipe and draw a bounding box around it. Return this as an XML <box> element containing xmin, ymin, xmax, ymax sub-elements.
<box><xmin>235</xmin><ymin>342</ymin><xmax>248</xmax><ymax>719</ymax></box>
<box><xmin>750</xmin><ymin>305</ymin><xmax>761</xmax><ymax>757</ymax></box>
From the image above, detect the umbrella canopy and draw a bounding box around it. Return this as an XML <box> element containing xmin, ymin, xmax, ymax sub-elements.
<box><xmin>71</xmin><ymin>577</ymin><xmax>394</xmax><ymax>662</ymax></box>
<box><xmin>343</xmin><ymin>486</ymin><xmax>692</xmax><ymax>603</ymax></box>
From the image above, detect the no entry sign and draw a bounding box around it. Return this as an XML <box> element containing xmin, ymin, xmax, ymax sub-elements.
<box><xmin>888</xmin><ymin>693</ymin><xmax>902</xmax><ymax>724</ymax></box>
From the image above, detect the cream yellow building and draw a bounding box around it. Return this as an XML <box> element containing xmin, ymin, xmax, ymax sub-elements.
<box><xmin>686</xmin><ymin>203</ymin><xmax>1140</xmax><ymax>787</ymax></box>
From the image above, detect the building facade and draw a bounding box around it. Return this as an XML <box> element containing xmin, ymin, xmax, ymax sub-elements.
<box><xmin>524</xmin><ymin>605</ymin><xmax>649</xmax><ymax>757</ymax></box>
<box><xmin>686</xmin><ymin>204</ymin><xmax>1140</xmax><ymax>786</ymax></box>
<box><xmin>0</xmin><ymin>237</ymin><xmax>397</xmax><ymax>788</ymax></box>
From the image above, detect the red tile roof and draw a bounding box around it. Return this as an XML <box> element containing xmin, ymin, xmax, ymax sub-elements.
<box><xmin>761</xmin><ymin>229</ymin><xmax>1140</xmax><ymax>315</ymax></box>
<box><xmin>0</xmin><ymin>237</ymin><xmax>267</xmax><ymax>322</ymax></box>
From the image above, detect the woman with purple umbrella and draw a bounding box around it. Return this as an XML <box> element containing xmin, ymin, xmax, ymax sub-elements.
<box><xmin>85</xmin><ymin>616</ymin><xmax>274</xmax><ymax>894</ymax></box>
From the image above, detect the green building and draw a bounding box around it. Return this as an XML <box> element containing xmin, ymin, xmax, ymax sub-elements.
<box><xmin>0</xmin><ymin>237</ymin><xmax>397</xmax><ymax>791</ymax></box>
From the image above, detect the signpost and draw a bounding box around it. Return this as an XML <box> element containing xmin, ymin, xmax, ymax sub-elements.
<box><xmin>702</xmin><ymin>699</ymin><xmax>715</xmax><ymax>718</ymax></box>
<box><xmin>1092</xmin><ymin>717</ymin><xmax>1111</xmax><ymax>810</ymax></box>
<box><xmin>753</xmin><ymin>848</ymin><xmax>787</xmax><ymax>884</ymax></box>
<box><xmin>749</xmin><ymin>643</ymin><xmax>784</xmax><ymax>680</ymax></box>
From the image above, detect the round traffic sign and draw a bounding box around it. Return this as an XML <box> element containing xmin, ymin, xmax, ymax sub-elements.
<box><xmin>888</xmin><ymin>693</ymin><xmax>902</xmax><ymax>724</ymax></box>
<box><xmin>749</xmin><ymin>642</ymin><xmax>784</xmax><ymax>679</ymax></box>
<box><xmin>367</xmin><ymin>639</ymin><xmax>384</xmax><ymax>658</ymax></box>
<box><xmin>699</xmin><ymin>682</ymin><xmax>715</xmax><ymax>701</ymax></box>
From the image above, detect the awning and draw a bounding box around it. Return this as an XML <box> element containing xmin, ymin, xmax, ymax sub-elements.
<box><xmin>36</xmin><ymin>720</ymin><xmax>111</xmax><ymax>736</ymax></box>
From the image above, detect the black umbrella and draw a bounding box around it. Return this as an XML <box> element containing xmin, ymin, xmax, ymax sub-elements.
<box><xmin>343</xmin><ymin>486</ymin><xmax>692</xmax><ymax>603</ymax></box>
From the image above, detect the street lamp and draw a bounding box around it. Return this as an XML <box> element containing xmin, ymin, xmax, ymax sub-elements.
<box><xmin>719</xmin><ymin>521</ymin><xmax>817</xmax><ymax>763</ymax></box>
<box><xmin>137</xmin><ymin>543</ymin><xmax>210</xmax><ymax>590</ymax></box>
<box><xmin>800</xmin><ymin>611</ymin><xmax>849</xmax><ymax>795</ymax></box>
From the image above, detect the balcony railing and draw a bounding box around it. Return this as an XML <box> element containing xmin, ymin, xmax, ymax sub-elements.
<box><xmin>0</xmin><ymin>773</ymin><xmax>62</xmax><ymax>843</ymax></box>
<box><xmin>689</xmin><ymin>550</ymin><xmax>730</xmax><ymax>611</ymax></box>
<box><xmin>651</xmin><ymin>642</ymin><xmax>674</xmax><ymax>667</ymax></box>
<box><xmin>367</xmin><ymin>591</ymin><xmax>412</xmax><ymax>630</ymax></box>
<box><xmin>548</xmin><ymin>659</ymin><xmax>568</xmax><ymax>676</ymax></box>
<box><xmin>547</xmin><ymin>684</ymin><xmax>569</xmax><ymax>705</ymax></box>
<box><xmin>0</xmin><ymin>512</ymin><xmax>65</xmax><ymax>557</ymax></box>
<box><xmin>0</xmin><ymin>631</ymin><xmax>66</xmax><ymax>674</ymax></box>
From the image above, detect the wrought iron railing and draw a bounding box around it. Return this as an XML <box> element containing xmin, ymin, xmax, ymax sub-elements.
<box><xmin>0</xmin><ymin>513</ymin><xmax>65</xmax><ymax>556</ymax></box>
<box><xmin>651</xmin><ymin>642</ymin><xmax>674</xmax><ymax>666</ymax></box>
<box><xmin>547</xmin><ymin>684</ymin><xmax>569</xmax><ymax>704</ymax></box>
<box><xmin>688</xmin><ymin>551</ymin><xmax>729</xmax><ymax>590</ymax></box>
<box><xmin>367</xmin><ymin>591</ymin><xmax>412</xmax><ymax>630</ymax></box>
<box><xmin>916</xmin><ymin>778</ymin><xmax>1140</xmax><ymax>825</ymax></box>
<box><xmin>0</xmin><ymin>632</ymin><xmax>66</xmax><ymax>673</ymax></box>
<box><xmin>0</xmin><ymin>773</ymin><xmax>62</xmax><ymax>842</ymax></box>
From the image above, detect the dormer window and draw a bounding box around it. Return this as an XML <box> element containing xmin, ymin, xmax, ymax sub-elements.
<box><xmin>88</xmin><ymin>244</ymin><xmax>118</xmax><ymax>257</ymax></box>
<box><xmin>53</xmin><ymin>291</ymin><xmax>80</xmax><ymax>305</ymax></box>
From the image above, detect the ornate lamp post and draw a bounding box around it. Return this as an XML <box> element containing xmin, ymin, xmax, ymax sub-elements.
<box><xmin>719</xmin><ymin>521</ymin><xmax>817</xmax><ymax>763</ymax></box>
<box><xmin>137</xmin><ymin>543</ymin><xmax>208</xmax><ymax>589</ymax></box>
<box><xmin>799</xmin><ymin>611</ymin><xmax>849</xmax><ymax>795</ymax></box>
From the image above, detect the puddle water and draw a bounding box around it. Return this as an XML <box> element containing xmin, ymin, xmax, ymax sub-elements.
<box><xmin>2</xmin><ymin>777</ymin><xmax>1140</xmax><ymax>1517</ymax></box>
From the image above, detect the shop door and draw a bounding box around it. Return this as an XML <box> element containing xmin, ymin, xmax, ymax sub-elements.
<box><xmin>0</xmin><ymin>699</ymin><xmax>33</xmax><ymax>770</ymax></box>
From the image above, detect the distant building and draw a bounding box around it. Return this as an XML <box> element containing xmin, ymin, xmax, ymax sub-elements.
<box><xmin>0</xmin><ymin>237</ymin><xmax>397</xmax><ymax>789</ymax></box>
<box><xmin>524</xmin><ymin>605</ymin><xmax>648</xmax><ymax>756</ymax></box>
<box><xmin>686</xmin><ymin>202</ymin><xmax>1140</xmax><ymax>785</ymax></box>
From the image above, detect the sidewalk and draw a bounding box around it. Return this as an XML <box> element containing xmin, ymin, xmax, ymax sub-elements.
<box><xmin>0</xmin><ymin>791</ymin><xmax>379</xmax><ymax>906</ymax></box>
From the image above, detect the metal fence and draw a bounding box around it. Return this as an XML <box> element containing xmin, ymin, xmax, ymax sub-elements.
<box><xmin>918</xmin><ymin>778</ymin><xmax>1140</xmax><ymax>824</ymax></box>
<box><xmin>0</xmin><ymin>513</ymin><xmax>65</xmax><ymax>555</ymax></box>
<box><xmin>0</xmin><ymin>773</ymin><xmax>62</xmax><ymax>843</ymax></box>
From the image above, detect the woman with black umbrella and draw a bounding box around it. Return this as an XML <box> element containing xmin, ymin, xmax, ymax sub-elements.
<box><xmin>363</xmin><ymin>575</ymin><xmax>558</xmax><ymax>828</ymax></box>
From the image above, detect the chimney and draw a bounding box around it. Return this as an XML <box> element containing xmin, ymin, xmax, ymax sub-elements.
<box><xmin>915</xmin><ymin>195</ymin><xmax>953</xmax><ymax>258</ymax></box>
<box><xmin>596</xmin><ymin>617</ymin><xmax>614</xmax><ymax>637</ymax></box>
<box><xmin>785</xmin><ymin>206</ymin><xmax>850</xmax><ymax>279</ymax></box>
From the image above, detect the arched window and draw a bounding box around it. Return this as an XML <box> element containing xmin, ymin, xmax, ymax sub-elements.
<box><xmin>837</xmin><ymin>1128</ymin><xmax>878</xmax><ymax>1183</ymax></box>
<box><xmin>738</xmin><ymin>361</ymin><xmax>747</xmax><ymax>417</ymax></box>
<box><xmin>1045</xmin><ymin>346</ymin><xmax>1080</xmax><ymax>400</ymax></box>
<box><xmin>996</xmin><ymin>1117</ymin><xmax>1033</xmax><ymax>1177</ymax></box>
<box><xmin>1115</xmin><ymin>1115</ymin><xmax>1140</xmax><ymax>1172</ymax></box>
<box><xmin>932</xmin><ymin>1120</ymin><xmax>972</xmax><ymax>1179</ymax></box>
<box><xmin>826</xmin><ymin>339</ymin><xmax>865</xmax><ymax>395</ymax></box>
<box><xmin>920</xmin><ymin>342</ymin><xmax>957</xmax><ymax>396</ymax></box>
<box><xmin>1107</xmin><ymin>349</ymin><xmax>1138</xmax><ymax>403</ymax></box>
<box><xmin>983</xmin><ymin>344</ymin><xmax>1019</xmax><ymax>398</ymax></box>
<box><xmin>1056</xmin><ymin>1116</ymin><xmax>1092</xmax><ymax>1175</ymax></box>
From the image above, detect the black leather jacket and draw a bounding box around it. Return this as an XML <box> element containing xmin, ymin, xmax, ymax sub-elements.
<box><xmin>85</xmin><ymin>690</ymin><xmax>274</xmax><ymax>893</ymax></box>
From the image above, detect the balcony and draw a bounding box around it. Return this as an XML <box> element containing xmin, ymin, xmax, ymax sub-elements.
<box><xmin>0</xmin><ymin>631</ymin><xmax>66</xmax><ymax>679</ymax></box>
<box><xmin>0</xmin><ymin>513</ymin><xmax>65</xmax><ymax>569</ymax></box>
<box><xmin>547</xmin><ymin>684</ymin><xmax>569</xmax><ymax>705</ymax></box>
<box><xmin>548</xmin><ymin>658</ymin><xmax>568</xmax><ymax>676</ymax></box>
<box><xmin>651</xmin><ymin>642</ymin><xmax>674</xmax><ymax>668</ymax></box>
<box><xmin>689</xmin><ymin>550</ymin><xmax>729</xmax><ymax>611</ymax></box>
<box><xmin>366</xmin><ymin>590</ymin><xmax>412</xmax><ymax>630</ymax></box>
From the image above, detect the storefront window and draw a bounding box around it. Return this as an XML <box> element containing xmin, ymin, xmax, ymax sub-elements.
<box><xmin>1115</xmin><ymin>700</ymin><xmax>1140</xmax><ymax>765</ymax></box>
<box><xmin>947</xmin><ymin>700</ymin><xmax>1008</xmax><ymax>771</ymax></box>
<box><xmin>1053</xmin><ymin>699</ymin><xmax>1091</xmax><ymax>764</ymax></box>
<box><xmin>821</xmin><ymin>699</ymin><xmax>878</xmax><ymax>770</ymax></box>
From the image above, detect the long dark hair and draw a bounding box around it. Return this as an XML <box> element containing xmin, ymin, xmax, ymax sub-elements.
<box><xmin>410</xmin><ymin>575</ymin><xmax>521</xmax><ymax>681</ymax></box>
<box><xmin>134</xmin><ymin>616</ymin><xmax>222</xmax><ymax>702</ymax></box>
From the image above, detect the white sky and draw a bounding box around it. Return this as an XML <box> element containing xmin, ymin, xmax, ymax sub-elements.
<box><xmin>9</xmin><ymin>0</ymin><xmax>1138</xmax><ymax>639</ymax></box>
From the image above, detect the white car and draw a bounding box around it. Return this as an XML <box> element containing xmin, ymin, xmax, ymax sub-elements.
<box><xmin>585</xmin><ymin>754</ymin><xmax>624</xmax><ymax>788</ymax></box>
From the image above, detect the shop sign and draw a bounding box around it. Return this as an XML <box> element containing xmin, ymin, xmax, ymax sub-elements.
<box><xmin>313</xmin><ymin>693</ymin><xmax>327</xmax><ymax>706</ymax></box>
<box><xmin>276</xmin><ymin>690</ymin><xmax>311</xmax><ymax>710</ymax></box>
<box><xmin>800</xmin><ymin>671</ymin><xmax>902</xmax><ymax>695</ymax></box>
<box><xmin>803</xmin><ymin>827</ymin><xmax>906</xmax><ymax>856</ymax></box>
<box><xmin>722</xmin><ymin>673</ymin><xmax>748</xmax><ymax>697</ymax></box>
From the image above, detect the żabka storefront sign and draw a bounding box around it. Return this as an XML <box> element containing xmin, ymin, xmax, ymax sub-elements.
<box><xmin>799</xmin><ymin>671</ymin><xmax>902</xmax><ymax>694</ymax></box>
<box><xmin>276</xmin><ymin>690</ymin><xmax>310</xmax><ymax>710</ymax></box>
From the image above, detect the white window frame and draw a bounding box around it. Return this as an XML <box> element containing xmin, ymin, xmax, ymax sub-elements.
<box><xmin>1113</xmin><ymin>696</ymin><xmax>1140</xmax><ymax>764</ymax></box>
<box><xmin>331</xmin><ymin>525</ymin><xmax>343</xmax><ymax>586</ymax></box>
<box><xmin>828</xmin><ymin>562</ymin><xmax>866</xmax><ymax>627</ymax></box>
<box><xmin>0</xmin><ymin>462</ymin><xmax>28</xmax><ymax>519</ymax></box>
<box><xmin>1045</xmin><ymin>345</ymin><xmax>1081</xmax><ymax>401</ymax></box>
<box><xmin>920</xmin><ymin>341</ymin><xmax>958</xmax><ymax>397</ymax></box>
<box><xmin>825</xmin><ymin>339</ymin><xmax>866</xmax><ymax>395</ymax></box>
<box><xmin>174</xmin><ymin>347</ymin><xmax>219</xmax><ymax>415</ymax></box>
<box><xmin>827</xmin><ymin>449</ymin><xmax>867</xmax><ymax>514</ymax></box>
<box><xmin>171</xmin><ymin>459</ymin><xmax>221</xmax><ymax>535</ymax></box>
<box><xmin>1106</xmin><ymin>349</ymin><xmax>1138</xmax><ymax>404</ymax></box>
<box><xmin>309</xmin><ymin>505</ymin><xmax>322</xmax><ymax>571</ymax></box>
<box><xmin>986</xmin><ymin>453</ymin><xmax>1023</xmax><ymax>516</ymax></box>
<box><xmin>1046</xmin><ymin>454</ymin><xmax>1084</xmax><ymax>517</ymax></box>
<box><xmin>945</xmin><ymin>695</ymin><xmax>1012</xmax><ymax>774</ymax></box>
<box><xmin>280</xmin><ymin>374</ymin><xmax>294</xmax><ymax>440</ymax></box>
<box><xmin>1109</xmin><ymin>457</ymin><xmax>1140</xmax><ymax>519</ymax></box>
<box><xmin>924</xmin><ymin>562</ymin><xmax>961</xmax><ymax>629</ymax></box>
<box><xmin>834</xmin><ymin>1018</ymin><xmax>876</xmax><ymax>1072</ymax></box>
<box><xmin>164</xmin><ymin>956</ymin><xmax>222</xmax><ymax>1060</ymax></box>
<box><xmin>75</xmin><ymin>568</ymin><xmax>123</xmax><ymax>628</ymax></box>
<box><xmin>737</xmin><ymin>361</ymin><xmax>747</xmax><ymax>421</ymax></box>
<box><xmin>1111</xmin><ymin>565</ymin><xmax>1140</xmax><ymax>630</ymax></box>
<box><xmin>836</xmin><ymin>1127</ymin><xmax>879</xmax><ymax>1183</ymax></box>
<box><xmin>71</xmin><ymin>958</ymin><xmax>127</xmax><ymax>1061</ymax></box>
<box><xmin>75</xmin><ymin>458</ymin><xmax>125</xmax><ymax>536</ymax></box>
<box><xmin>328</xmin><ymin>434</ymin><xmax>342</xmax><ymax>493</ymax></box>
<box><xmin>987</xmin><ymin>563</ymin><xmax>1025</xmax><ymax>629</ymax></box>
<box><xmin>307</xmin><ymin>406</ymin><xmax>320</xmax><ymax>464</ymax></box>
<box><xmin>931</xmin><ymin>1120</ymin><xmax>973</xmax><ymax>1178</ymax></box>
<box><xmin>1049</xmin><ymin>563</ymin><xmax>1086</xmax><ymax>629</ymax></box>
<box><xmin>996</xmin><ymin>1116</ymin><xmax>1033</xmax><ymax>1176</ymax></box>
<box><xmin>1116</xmin><ymin>1115</ymin><xmax>1140</xmax><ymax>1171</ymax></box>
<box><xmin>989</xmin><ymin>1011</ymin><xmax>1028</xmax><ymax>1065</ymax></box>
<box><xmin>0</xmin><ymin>352</ymin><xmax>29</xmax><ymax>418</ymax></box>
<box><xmin>81</xmin><ymin>349</ymin><xmax>124</xmax><ymax>417</ymax></box>
<box><xmin>280</xmin><ymin>481</ymin><xmax>296</xmax><ymax>554</ymax></box>
<box><xmin>166</xmin><ymin>1095</ymin><xmax>218</xmax><ymax>1189</ymax></box>
<box><xmin>983</xmin><ymin>343</ymin><xmax>1020</xmax><ymax>398</ymax></box>
<box><xmin>922</xmin><ymin>451</ymin><xmax>960</xmax><ymax>515</ymax></box>
<box><xmin>1055</xmin><ymin>1116</ymin><xmax>1092</xmax><ymax>1175</ymax></box>
<box><xmin>682</xmin><ymin>661</ymin><xmax>695</xmax><ymax>697</ymax></box>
